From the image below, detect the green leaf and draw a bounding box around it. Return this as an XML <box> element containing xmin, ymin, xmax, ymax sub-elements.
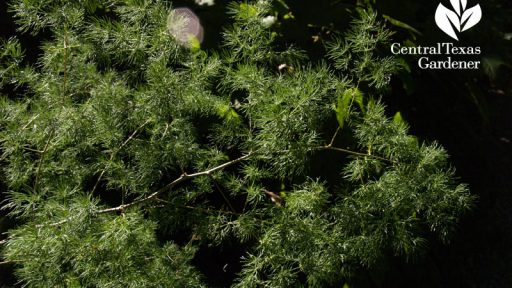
<box><xmin>383</xmin><ymin>15</ymin><xmax>422</xmax><ymax>36</ymax></box>
<box><xmin>188</xmin><ymin>36</ymin><xmax>202</xmax><ymax>52</ymax></box>
<box><xmin>393</xmin><ymin>111</ymin><xmax>404</xmax><ymax>124</ymax></box>
<box><xmin>397</xmin><ymin>57</ymin><xmax>411</xmax><ymax>73</ymax></box>
<box><xmin>334</xmin><ymin>92</ymin><xmax>350</xmax><ymax>129</ymax></box>
<box><xmin>351</xmin><ymin>88</ymin><xmax>364</xmax><ymax>112</ymax></box>
<box><xmin>334</xmin><ymin>88</ymin><xmax>364</xmax><ymax>129</ymax></box>
<box><xmin>216</xmin><ymin>103</ymin><xmax>240</xmax><ymax>123</ymax></box>
<box><xmin>239</xmin><ymin>3</ymin><xmax>258</xmax><ymax>19</ymax></box>
<box><xmin>283</xmin><ymin>12</ymin><xmax>294</xmax><ymax>20</ymax></box>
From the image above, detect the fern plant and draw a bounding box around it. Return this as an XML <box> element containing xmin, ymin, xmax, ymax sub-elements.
<box><xmin>0</xmin><ymin>0</ymin><xmax>473</xmax><ymax>287</ymax></box>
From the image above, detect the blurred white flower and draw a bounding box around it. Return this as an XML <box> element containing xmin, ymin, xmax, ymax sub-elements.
<box><xmin>261</xmin><ymin>15</ymin><xmax>276</xmax><ymax>28</ymax></box>
<box><xmin>195</xmin><ymin>0</ymin><xmax>214</xmax><ymax>6</ymax></box>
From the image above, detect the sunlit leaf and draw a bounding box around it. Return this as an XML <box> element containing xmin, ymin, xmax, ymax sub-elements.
<box><xmin>239</xmin><ymin>3</ymin><xmax>258</xmax><ymax>19</ymax></box>
<box><xmin>393</xmin><ymin>111</ymin><xmax>404</xmax><ymax>124</ymax></box>
<box><xmin>334</xmin><ymin>88</ymin><xmax>364</xmax><ymax>129</ymax></box>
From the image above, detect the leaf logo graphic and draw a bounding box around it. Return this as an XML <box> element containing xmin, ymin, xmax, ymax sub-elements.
<box><xmin>435</xmin><ymin>0</ymin><xmax>482</xmax><ymax>40</ymax></box>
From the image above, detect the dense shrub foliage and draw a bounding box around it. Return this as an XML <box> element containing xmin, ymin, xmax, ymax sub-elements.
<box><xmin>0</xmin><ymin>0</ymin><xmax>473</xmax><ymax>286</ymax></box>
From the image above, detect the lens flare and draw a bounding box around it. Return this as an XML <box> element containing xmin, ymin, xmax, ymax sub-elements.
<box><xmin>167</xmin><ymin>8</ymin><xmax>204</xmax><ymax>47</ymax></box>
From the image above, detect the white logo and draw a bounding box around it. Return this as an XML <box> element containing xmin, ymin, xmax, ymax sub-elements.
<box><xmin>435</xmin><ymin>0</ymin><xmax>482</xmax><ymax>40</ymax></box>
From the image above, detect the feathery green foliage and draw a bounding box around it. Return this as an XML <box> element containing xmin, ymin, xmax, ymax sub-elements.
<box><xmin>0</xmin><ymin>0</ymin><xmax>473</xmax><ymax>286</ymax></box>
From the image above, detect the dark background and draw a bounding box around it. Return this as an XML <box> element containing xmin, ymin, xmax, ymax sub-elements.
<box><xmin>1</xmin><ymin>0</ymin><xmax>511</xmax><ymax>287</ymax></box>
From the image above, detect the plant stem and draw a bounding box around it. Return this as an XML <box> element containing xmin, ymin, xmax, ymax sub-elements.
<box><xmin>33</xmin><ymin>129</ymin><xmax>55</xmax><ymax>192</ymax></box>
<box><xmin>316</xmin><ymin>145</ymin><xmax>395</xmax><ymax>163</ymax></box>
<box><xmin>92</xmin><ymin>119</ymin><xmax>151</xmax><ymax>194</ymax></box>
<box><xmin>98</xmin><ymin>152</ymin><xmax>252</xmax><ymax>214</ymax></box>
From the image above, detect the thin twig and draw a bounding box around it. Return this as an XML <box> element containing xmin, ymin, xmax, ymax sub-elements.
<box><xmin>183</xmin><ymin>205</ymin><xmax>241</xmax><ymax>216</ymax></box>
<box><xmin>46</xmin><ymin>218</ymin><xmax>72</xmax><ymax>227</ymax></box>
<box><xmin>316</xmin><ymin>146</ymin><xmax>395</xmax><ymax>163</ymax></box>
<box><xmin>327</xmin><ymin>126</ymin><xmax>341</xmax><ymax>148</ymax></box>
<box><xmin>23</xmin><ymin>147</ymin><xmax>44</xmax><ymax>153</ymax></box>
<box><xmin>62</xmin><ymin>29</ymin><xmax>68</xmax><ymax>99</ymax></box>
<box><xmin>91</xmin><ymin>119</ymin><xmax>151</xmax><ymax>194</ymax></box>
<box><xmin>154</xmin><ymin>198</ymin><xmax>241</xmax><ymax>215</ymax></box>
<box><xmin>119</xmin><ymin>120</ymin><xmax>152</xmax><ymax>150</ymax></box>
<box><xmin>21</xmin><ymin>114</ymin><xmax>40</xmax><ymax>130</ymax></box>
<box><xmin>33</xmin><ymin>129</ymin><xmax>55</xmax><ymax>192</ymax></box>
<box><xmin>97</xmin><ymin>152</ymin><xmax>252</xmax><ymax>214</ymax></box>
<box><xmin>36</xmin><ymin>153</ymin><xmax>250</xmax><ymax>227</ymax></box>
<box><xmin>209</xmin><ymin>175</ymin><xmax>236</xmax><ymax>213</ymax></box>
